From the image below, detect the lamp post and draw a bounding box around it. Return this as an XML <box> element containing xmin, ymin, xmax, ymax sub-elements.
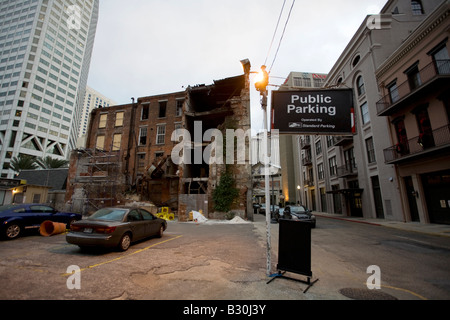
<box><xmin>254</xmin><ymin>64</ymin><xmax>272</xmax><ymax>276</ymax></box>
<box><xmin>241</xmin><ymin>59</ymin><xmax>272</xmax><ymax>276</ymax></box>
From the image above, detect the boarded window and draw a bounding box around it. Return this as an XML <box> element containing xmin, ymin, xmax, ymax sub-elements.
<box><xmin>99</xmin><ymin>114</ymin><xmax>107</xmax><ymax>128</ymax></box>
<box><xmin>115</xmin><ymin>112</ymin><xmax>124</xmax><ymax>127</ymax></box>
<box><xmin>112</xmin><ymin>134</ymin><xmax>122</xmax><ymax>151</ymax></box>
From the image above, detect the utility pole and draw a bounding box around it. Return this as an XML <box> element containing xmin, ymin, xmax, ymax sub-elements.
<box><xmin>255</xmin><ymin>65</ymin><xmax>272</xmax><ymax>276</ymax></box>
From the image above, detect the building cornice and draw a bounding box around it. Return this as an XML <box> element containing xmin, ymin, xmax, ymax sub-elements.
<box><xmin>376</xmin><ymin>4</ymin><xmax>450</xmax><ymax>79</ymax></box>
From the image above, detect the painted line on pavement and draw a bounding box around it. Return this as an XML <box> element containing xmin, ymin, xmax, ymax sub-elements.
<box><xmin>61</xmin><ymin>235</ymin><xmax>183</xmax><ymax>277</ymax></box>
<box><xmin>378</xmin><ymin>283</ymin><xmax>428</xmax><ymax>300</ymax></box>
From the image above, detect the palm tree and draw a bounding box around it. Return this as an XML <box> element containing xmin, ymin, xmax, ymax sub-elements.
<box><xmin>36</xmin><ymin>156</ymin><xmax>69</xmax><ymax>169</ymax></box>
<box><xmin>9</xmin><ymin>154</ymin><xmax>38</xmax><ymax>174</ymax></box>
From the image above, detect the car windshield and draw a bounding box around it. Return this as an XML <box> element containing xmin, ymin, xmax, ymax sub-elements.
<box><xmin>290</xmin><ymin>206</ymin><xmax>308</xmax><ymax>213</ymax></box>
<box><xmin>89</xmin><ymin>208</ymin><xmax>128</xmax><ymax>221</ymax></box>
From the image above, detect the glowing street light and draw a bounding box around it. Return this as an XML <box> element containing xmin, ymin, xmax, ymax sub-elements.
<box><xmin>254</xmin><ymin>65</ymin><xmax>269</xmax><ymax>93</ymax></box>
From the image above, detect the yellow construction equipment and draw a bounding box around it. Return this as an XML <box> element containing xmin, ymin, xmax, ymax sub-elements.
<box><xmin>156</xmin><ymin>207</ymin><xmax>175</xmax><ymax>221</ymax></box>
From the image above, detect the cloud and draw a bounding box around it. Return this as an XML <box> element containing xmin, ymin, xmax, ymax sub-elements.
<box><xmin>87</xmin><ymin>0</ymin><xmax>388</xmax><ymax>130</ymax></box>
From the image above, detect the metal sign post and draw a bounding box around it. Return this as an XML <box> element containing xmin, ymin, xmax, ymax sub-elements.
<box><xmin>261</xmin><ymin>91</ymin><xmax>272</xmax><ymax>277</ymax></box>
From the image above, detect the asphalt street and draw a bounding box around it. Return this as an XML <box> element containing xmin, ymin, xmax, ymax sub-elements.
<box><xmin>1</xmin><ymin>213</ymin><xmax>449</xmax><ymax>302</ymax></box>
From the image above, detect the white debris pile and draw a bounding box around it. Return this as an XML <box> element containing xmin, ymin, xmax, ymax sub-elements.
<box><xmin>228</xmin><ymin>216</ymin><xmax>250</xmax><ymax>224</ymax></box>
<box><xmin>189</xmin><ymin>211</ymin><xmax>251</xmax><ymax>224</ymax></box>
<box><xmin>192</xmin><ymin>211</ymin><xmax>208</xmax><ymax>223</ymax></box>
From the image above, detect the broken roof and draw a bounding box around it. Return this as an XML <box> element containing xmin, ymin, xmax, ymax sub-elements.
<box><xmin>187</xmin><ymin>75</ymin><xmax>245</xmax><ymax>112</ymax></box>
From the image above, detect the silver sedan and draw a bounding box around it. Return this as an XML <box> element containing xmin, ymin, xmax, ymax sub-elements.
<box><xmin>66</xmin><ymin>207</ymin><xmax>167</xmax><ymax>251</ymax></box>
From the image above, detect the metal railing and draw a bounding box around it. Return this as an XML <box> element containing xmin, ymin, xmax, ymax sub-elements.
<box><xmin>376</xmin><ymin>60</ymin><xmax>450</xmax><ymax>115</ymax></box>
<box><xmin>300</xmin><ymin>136</ymin><xmax>311</xmax><ymax>149</ymax></box>
<box><xmin>384</xmin><ymin>124</ymin><xmax>450</xmax><ymax>163</ymax></box>
<box><xmin>337</xmin><ymin>163</ymin><xmax>358</xmax><ymax>177</ymax></box>
<box><xmin>302</xmin><ymin>155</ymin><xmax>312</xmax><ymax>166</ymax></box>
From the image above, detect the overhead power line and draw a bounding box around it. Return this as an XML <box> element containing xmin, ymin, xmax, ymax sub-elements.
<box><xmin>268</xmin><ymin>0</ymin><xmax>296</xmax><ymax>73</ymax></box>
<box><xmin>264</xmin><ymin>0</ymin><xmax>287</xmax><ymax>67</ymax></box>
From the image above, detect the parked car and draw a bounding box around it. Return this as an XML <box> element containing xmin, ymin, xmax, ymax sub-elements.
<box><xmin>258</xmin><ymin>204</ymin><xmax>279</xmax><ymax>215</ymax></box>
<box><xmin>258</xmin><ymin>203</ymin><xmax>266</xmax><ymax>214</ymax></box>
<box><xmin>66</xmin><ymin>207</ymin><xmax>167</xmax><ymax>251</ymax></box>
<box><xmin>0</xmin><ymin>204</ymin><xmax>81</xmax><ymax>240</ymax></box>
<box><xmin>278</xmin><ymin>205</ymin><xmax>316</xmax><ymax>228</ymax></box>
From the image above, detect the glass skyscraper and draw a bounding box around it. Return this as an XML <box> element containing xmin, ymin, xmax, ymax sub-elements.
<box><xmin>0</xmin><ymin>0</ymin><xmax>99</xmax><ymax>178</ymax></box>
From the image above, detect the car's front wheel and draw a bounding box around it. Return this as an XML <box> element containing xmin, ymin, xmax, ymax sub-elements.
<box><xmin>118</xmin><ymin>233</ymin><xmax>131</xmax><ymax>251</ymax></box>
<box><xmin>5</xmin><ymin>223</ymin><xmax>21</xmax><ymax>240</ymax></box>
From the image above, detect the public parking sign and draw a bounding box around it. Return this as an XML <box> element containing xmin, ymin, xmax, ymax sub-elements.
<box><xmin>271</xmin><ymin>89</ymin><xmax>354</xmax><ymax>135</ymax></box>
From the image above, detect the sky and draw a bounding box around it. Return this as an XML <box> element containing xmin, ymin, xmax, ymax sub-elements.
<box><xmin>86</xmin><ymin>0</ymin><xmax>388</xmax><ymax>132</ymax></box>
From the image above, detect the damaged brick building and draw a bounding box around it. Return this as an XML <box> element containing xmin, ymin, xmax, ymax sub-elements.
<box><xmin>66</xmin><ymin>72</ymin><xmax>252</xmax><ymax>220</ymax></box>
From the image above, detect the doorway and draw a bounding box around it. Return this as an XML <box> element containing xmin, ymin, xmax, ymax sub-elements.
<box><xmin>404</xmin><ymin>176</ymin><xmax>420</xmax><ymax>222</ymax></box>
<box><xmin>421</xmin><ymin>170</ymin><xmax>450</xmax><ymax>224</ymax></box>
<box><xmin>371</xmin><ymin>176</ymin><xmax>384</xmax><ymax>219</ymax></box>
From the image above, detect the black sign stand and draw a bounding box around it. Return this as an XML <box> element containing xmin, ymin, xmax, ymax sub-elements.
<box><xmin>266</xmin><ymin>219</ymin><xmax>318</xmax><ymax>293</ymax></box>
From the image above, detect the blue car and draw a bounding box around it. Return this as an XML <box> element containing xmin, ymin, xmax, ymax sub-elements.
<box><xmin>0</xmin><ymin>204</ymin><xmax>82</xmax><ymax>240</ymax></box>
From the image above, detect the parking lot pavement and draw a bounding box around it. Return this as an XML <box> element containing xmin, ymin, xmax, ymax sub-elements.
<box><xmin>0</xmin><ymin>217</ymin><xmax>342</xmax><ymax>301</ymax></box>
<box><xmin>3</xmin><ymin>213</ymin><xmax>438</xmax><ymax>302</ymax></box>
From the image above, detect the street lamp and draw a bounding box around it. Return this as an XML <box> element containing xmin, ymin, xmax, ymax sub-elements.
<box><xmin>254</xmin><ymin>65</ymin><xmax>269</xmax><ymax>93</ymax></box>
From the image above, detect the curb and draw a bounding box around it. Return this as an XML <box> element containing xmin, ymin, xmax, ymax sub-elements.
<box><xmin>314</xmin><ymin>213</ymin><xmax>383</xmax><ymax>226</ymax></box>
<box><xmin>314</xmin><ymin>212</ymin><xmax>450</xmax><ymax>238</ymax></box>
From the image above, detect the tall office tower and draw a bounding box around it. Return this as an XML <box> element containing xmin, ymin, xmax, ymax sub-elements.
<box><xmin>76</xmin><ymin>86</ymin><xmax>116</xmax><ymax>148</ymax></box>
<box><xmin>0</xmin><ymin>0</ymin><xmax>99</xmax><ymax>178</ymax></box>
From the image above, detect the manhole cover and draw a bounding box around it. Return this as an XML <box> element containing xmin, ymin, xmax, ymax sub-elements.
<box><xmin>339</xmin><ymin>288</ymin><xmax>397</xmax><ymax>300</ymax></box>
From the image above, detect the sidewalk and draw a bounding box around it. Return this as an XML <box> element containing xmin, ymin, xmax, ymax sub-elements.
<box><xmin>250</xmin><ymin>212</ymin><xmax>450</xmax><ymax>300</ymax></box>
<box><xmin>312</xmin><ymin>211</ymin><xmax>450</xmax><ymax>238</ymax></box>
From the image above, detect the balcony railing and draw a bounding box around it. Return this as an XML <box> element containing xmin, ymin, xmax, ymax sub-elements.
<box><xmin>300</xmin><ymin>136</ymin><xmax>311</xmax><ymax>149</ymax></box>
<box><xmin>376</xmin><ymin>60</ymin><xmax>450</xmax><ymax>116</ymax></box>
<box><xmin>337</xmin><ymin>163</ymin><xmax>358</xmax><ymax>177</ymax></box>
<box><xmin>384</xmin><ymin>124</ymin><xmax>450</xmax><ymax>163</ymax></box>
<box><xmin>333</xmin><ymin>135</ymin><xmax>353</xmax><ymax>146</ymax></box>
<box><xmin>302</xmin><ymin>155</ymin><xmax>312</xmax><ymax>166</ymax></box>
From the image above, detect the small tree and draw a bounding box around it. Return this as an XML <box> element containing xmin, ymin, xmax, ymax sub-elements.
<box><xmin>213</xmin><ymin>172</ymin><xmax>239</xmax><ymax>212</ymax></box>
<box><xmin>36</xmin><ymin>156</ymin><xmax>69</xmax><ymax>169</ymax></box>
<box><xmin>9</xmin><ymin>154</ymin><xmax>38</xmax><ymax>174</ymax></box>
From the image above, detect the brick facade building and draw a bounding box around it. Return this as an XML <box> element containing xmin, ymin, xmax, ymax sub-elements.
<box><xmin>66</xmin><ymin>73</ymin><xmax>252</xmax><ymax>220</ymax></box>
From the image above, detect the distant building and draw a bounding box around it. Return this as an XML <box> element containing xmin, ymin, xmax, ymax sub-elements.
<box><xmin>277</xmin><ymin>72</ymin><xmax>328</xmax><ymax>205</ymax></box>
<box><xmin>280</xmin><ymin>72</ymin><xmax>327</xmax><ymax>91</ymax></box>
<box><xmin>375</xmin><ymin>1</ymin><xmax>450</xmax><ymax>224</ymax></box>
<box><xmin>77</xmin><ymin>86</ymin><xmax>117</xmax><ymax>148</ymax></box>
<box><xmin>0</xmin><ymin>178</ymin><xmax>25</xmax><ymax>205</ymax></box>
<box><xmin>322</xmin><ymin>0</ymin><xmax>445</xmax><ymax>221</ymax></box>
<box><xmin>0</xmin><ymin>0</ymin><xmax>100</xmax><ymax>178</ymax></box>
<box><xmin>288</xmin><ymin>0</ymin><xmax>446</xmax><ymax>224</ymax></box>
<box><xmin>66</xmin><ymin>73</ymin><xmax>253</xmax><ymax>220</ymax></box>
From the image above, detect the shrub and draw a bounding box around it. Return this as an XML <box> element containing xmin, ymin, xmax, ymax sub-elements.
<box><xmin>213</xmin><ymin>172</ymin><xmax>239</xmax><ymax>212</ymax></box>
